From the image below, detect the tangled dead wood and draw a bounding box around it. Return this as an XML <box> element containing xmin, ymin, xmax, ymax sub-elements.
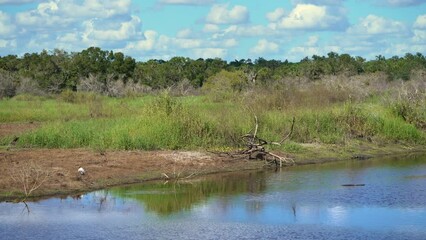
<box><xmin>9</xmin><ymin>161</ymin><xmax>58</xmax><ymax>212</ymax></box>
<box><xmin>239</xmin><ymin>116</ymin><xmax>296</xmax><ymax>167</ymax></box>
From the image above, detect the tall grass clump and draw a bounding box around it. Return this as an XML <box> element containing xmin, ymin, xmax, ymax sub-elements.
<box><xmin>0</xmin><ymin>95</ymin><xmax>89</xmax><ymax>122</ymax></box>
<box><xmin>19</xmin><ymin>120</ymin><xmax>100</xmax><ymax>148</ymax></box>
<box><xmin>378</xmin><ymin>117</ymin><xmax>424</xmax><ymax>143</ymax></box>
<box><xmin>388</xmin><ymin>84</ymin><xmax>426</xmax><ymax>130</ymax></box>
<box><xmin>291</xmin><ymin>110</ymin><xmax>343</xmax><ymax>144</ymax></box>
<box><xmin>17</xmin><ymin>116</ymin><xmax>189</xmax><ymax>150</ymax></box>
<box><xmin>338</xmin><ymin>102</ymin><xmax>377</xmax><ymax>138</ymax></box>
<box><xmin>18</xmin><ymin>91</ymin><xmax>242</xmax><ymax>150</ymax></box>
<box><xmin>336</xmin><ymin>101</ymin><xmax>425</xmax><ymax>144</ymax></box>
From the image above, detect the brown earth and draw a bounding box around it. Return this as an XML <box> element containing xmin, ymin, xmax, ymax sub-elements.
<box><xmin>0</xmin><ymin>148</ymin><xmax>264</xmax><ymax>201</ymax></box>
<box><xmin>0</xmin><ymin>122</ymin><xmax>39</xmax><ymax>139</ymax></box>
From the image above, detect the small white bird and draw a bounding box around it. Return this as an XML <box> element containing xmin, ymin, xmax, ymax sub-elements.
<box><xmin>78</xmin><ymin>167</ymin><xmax>85</xmax><ymax>175</ymax></box>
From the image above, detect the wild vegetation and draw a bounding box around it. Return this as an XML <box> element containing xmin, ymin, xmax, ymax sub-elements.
<box><xmin>0</xmin><ymin>48</ymin><xmax>425</xmax><ymax>156</ymax></box>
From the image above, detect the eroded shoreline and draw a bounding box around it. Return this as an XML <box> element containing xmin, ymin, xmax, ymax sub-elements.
<box><xmin>1</xmin><ymin>145</ymin><xmax>425</xmax><ymax>202</ymax></box>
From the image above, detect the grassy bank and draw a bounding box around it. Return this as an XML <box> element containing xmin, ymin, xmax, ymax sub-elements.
<box><xmin>1</xmin><ymin>84</ymin><xmax>425</xmax><ymax>157</ymax></box>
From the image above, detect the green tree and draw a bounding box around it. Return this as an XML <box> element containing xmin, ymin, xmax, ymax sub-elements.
<box><xmin>108</xmin><ymin>51</ymin><xmax>136</xmax><ymax>81</ymax></box>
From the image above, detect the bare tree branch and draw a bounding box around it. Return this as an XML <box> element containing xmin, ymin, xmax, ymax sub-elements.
<box><xmin>272</xmin><ymin>117</ymin><xmax>295</xmax><ymax>145</ymax></box>
<box><xmin>239</xmin><ymin>116</ymin><xmax>296</xmax><ymax>167</ymax></box>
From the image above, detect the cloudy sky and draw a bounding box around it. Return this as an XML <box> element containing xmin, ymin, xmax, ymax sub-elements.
<box><xmin>0</xmin><ymin>0</ymin><xmax>425</xmax><ymax>61</ymax></box>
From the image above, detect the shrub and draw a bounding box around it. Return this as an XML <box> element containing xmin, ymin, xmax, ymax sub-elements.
<box><xmin>202</xmin><ymin>70</ymin><xmax>248</xmax><ymax>102</ymax></box>
<box><xmin>0</xmin><ymin>70</ymin><xmax>16</xmax><ymax>98</ymax></box>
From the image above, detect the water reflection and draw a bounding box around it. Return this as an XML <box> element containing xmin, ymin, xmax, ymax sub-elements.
<box><xmin>110</xmin><ymin>171</ymin><xmax>268</xmax><ymax>216</ymax></box>
<box><xmin>1</xmin><ymin>154</ymin><xmax>426</xmax><ymax>240</ymax></box>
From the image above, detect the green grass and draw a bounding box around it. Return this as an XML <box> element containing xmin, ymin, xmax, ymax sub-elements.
<box><xmin>1</xmin><ymin>91</ymin><xmax>425</xmax><ymax>151</ymax></box>
<box><xmin>0</xmin><ymin>93</ymin><xmax>152</xmax><ymax>122</ymax></box>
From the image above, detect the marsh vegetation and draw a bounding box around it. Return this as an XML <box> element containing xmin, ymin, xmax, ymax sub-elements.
<box><xmin>1</xmin><ymin>73</ymin><xmax>424</xmax><ymax>153</ymax></box>
<box><xmin>0</xmin><ymin>49</ymin><xmax>425</xmax><ymax>157</ymax></box>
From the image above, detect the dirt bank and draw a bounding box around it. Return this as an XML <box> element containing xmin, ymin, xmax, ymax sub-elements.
<box><xmin>0</xmin><ymin>148</ymin><xmax>266</xmax><ymax>201</ymax></box>
<box><xmin>3</xmin><ymin>144</ymin><xmax>424</xmax><ymax>202</ymax></box>
<box><xmin>1</xmin><ymin>122</ymin><xmax>424</xmax><ymax>202</ymax></box>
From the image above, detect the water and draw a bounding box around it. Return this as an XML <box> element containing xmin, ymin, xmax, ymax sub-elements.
<box><xmin>1</xmin><ymin>154</ymin><xmax>426</xmax><ymax>240</ymax></box>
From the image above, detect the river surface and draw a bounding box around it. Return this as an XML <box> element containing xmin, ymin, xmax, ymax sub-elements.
<box><xmin>1</xmin><ymin>154</ymin><xmax>426</xmax><ymax>240</ymax></box>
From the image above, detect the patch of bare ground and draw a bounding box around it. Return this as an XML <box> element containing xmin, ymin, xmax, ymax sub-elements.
<box><xmin>0</xmin><ymin>122</ymin><xmax>39</xmax><ymax>138</ymax></box>
<box><xmin>1</xmin><ymin>143</ymin><xmax>424</xmax><ymax>201</ymax></box>
<box><xmin>0</xmin><ymin>148</ymin><xmax>263</xmax><ymax>201</ymax></box>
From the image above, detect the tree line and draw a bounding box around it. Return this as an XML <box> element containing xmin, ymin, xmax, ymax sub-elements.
<box><xmin>1</xmin><ymin>46</ymin><xmax>425</xmax><ymax>98</ymax></box>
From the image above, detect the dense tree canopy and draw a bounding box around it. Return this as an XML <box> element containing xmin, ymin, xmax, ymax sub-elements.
<box><xmin>0</xmin><ymin>47</ymin><xmax>425</xmax><ymax>98</ymax></box>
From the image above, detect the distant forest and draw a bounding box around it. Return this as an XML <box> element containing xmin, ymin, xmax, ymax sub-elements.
<box><xmin>1</xmin><ymin>46</ymin><xmax>425</xmax><ymax>98</ymax></box>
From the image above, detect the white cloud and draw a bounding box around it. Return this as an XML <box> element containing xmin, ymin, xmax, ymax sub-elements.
<box><xmin>56</xmin><ymin>33</ymin><xmax>79</xmax><ymax>43</ymax></box>
<box><xmin>192</xmin><ymin>48</ymin><xmax>227</xmax><ymax>59</ymax></box>
<box><xmin>411</xmin><ymin>14</ymin><xmax>426</xmax><ymax>51</ymax></box>
<box><xmin>0</xmin><ymin>39</ymin><xmax>16</xmax><ymax>48</ymax></box>
<box><xmin>5</xmin><ymin>0</ymin><xmax>147</xmax><ymax>54</ymax></box>
<box><xmin>414</xmin><ymin>15</ymin><xmax>426</xmax><ymax>29</ymax></box>
<box><xmin>26</xmin><ymin>32</ymin><xmax>60</xmax><ymax>51</ymax></box>
<box><xmin>306</xmin><ymin>35</ymin><xmax>319</xmax><ymax>46</ymax></box>
<box><xmin>266</xmin><ymin>8</ymin><xmax>285</xmax><ymax>22</ymax></box>
<box><xmin>0</xmin><ymin>11</ymin><xmax>15</xmax><ymax>36</ymax></box>
<box><xmin>58</xmin><ymin>0</ymin><xmax>131</xmax><ymax>18</ymax></box>
<box><xmin>276</xmin><ymin>4</ymin><xmax>347</xmax><ymax>31</ymax></box>
<box><xmin>122</xmin><ymin>27</ymin><xmax>237</xmax><ymax>59</ymax></box>
<box><xmin>217</xmin><ymin>24</ymin><xmax>276</xmax><ymax>38</ymax></box>
<box><xmin>250</xmin><ymin>39</ymin><xmax>279</xmax><ymax>55</ymax></box>
<box><xmin>288</xmin><ymin>46</ymin><xmax>321</xmax><ymax>59</ymax></box>
<box><xmin>0</xmin><ymin>0</ymin><xmax>35</xmax><ymax>4</ymax></box>
<box><xmin>348</xmin><ymin>14</ymin><xmax>407</xmax><ymax>35</ymax></box>
<box><xmin>22</xmin><ymin>0</ymin><xmax>130</xmax><ymax>25</ymax></box>
<box><xmin>173</xmin><ymin>38</ymin><xmax>202</xmax><ymax>49</ymax></box>
<box><xmin>0</xmin><ymin>0</ymin><xmax>422</xmax><ymax>61</ymax></box>
<box><xmin>413</xmin><ymin>30</ymin><xmax>426</xmax><ymax>43</ymax></box>
<box><xmin>203</xmin><ymin>24</ymin><xmax>220</xmax><ymax>33</ymax></box>
<box><xmin>37</xmin><ymin>1</ymin><xmax>58</xmax><ymax>16</ymax></box>
<box><xmin>121</xmin><ymin>31</ymin><xmax>204</xmax><ymax>58</ymax></box>
<box><xmin>285</xmin><ymin>34</ymin><xmax>341</xmax><ymax>60</ymax></box>
<box><xmin>327</xmin><ymin>18</ymin><xmax>422</xmax><ymax>60</ymax></box>
<box><xmin>222</xmin><ymin>38</ymin><xmax>238</xmax><ymax>48</ymax></box>
<box><xmin>15</xmin><ymin>0</ymin><xmax>132</xmax><ymax>29</ymax></box>
<box><xmin>126</xmin><ymin>30</ymin><xmax>158</xmax><ymax>51</ymax></box>
<box><xmin>288</xmin><ymin>45</ymin><xmax>341</xmax><ymax>61</ymax></box>
<box><xmin>16</xmin><ymin>3</ymin><xmax>68</xmax><ymax>27</ymax></box>
<box><xmin>158</xmin><ymin>0</ymin><xmax>215</xmax><ymax>5</ymax></box>
<box><xmin>291</xmin><ymin>0</ymin><xmax>345</xmax><ymax>5</ymax></box>
<box><xmin>177</xmin><ymin>28</ymin><xmax>193</xmax><ymax>38</ymax></box>
<box><xmin>85</xmin><ymin>16</ymin><xmax>143</xmax><ymax>41</ymax></box>
<box><xmin>375</xmin><ymin>0</ymin><xmax>425</xmax><ymax>7</ymax></box>
<box><xmin>384</xmin><ymin>43</ymin><xmax>409</xmax><ymax>56</ymax></box>
<box><xmin>206</xmin><ymin>4</ymin><xmax>249</xmax><ymax>25</ymax></box>
<box><xmin>384</xmin><ymin>42</ymin><xmax>426</xmax><ymax>57</ymax></box>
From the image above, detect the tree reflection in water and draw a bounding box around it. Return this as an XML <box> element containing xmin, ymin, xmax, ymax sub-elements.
<box><xmin>110</xmin><ymin>171</ymin><xmax>268</xmax><ymax>216</ymax></box>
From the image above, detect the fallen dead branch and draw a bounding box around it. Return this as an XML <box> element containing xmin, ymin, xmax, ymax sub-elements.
<box><xmin>239</xmin><ymin>116</ymin><xmax>296</xmax><ymax>167</ymax></box>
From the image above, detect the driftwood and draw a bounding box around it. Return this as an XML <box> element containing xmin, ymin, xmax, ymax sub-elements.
<box><xmin>239</xmin><ymin>116</ymin><xmax>296</xmax><ymax>167</ymax></box>
<box><xmin>341</xmin><ymin>184</ymin><xmax>365</xmax><ymax>187</ymax></box>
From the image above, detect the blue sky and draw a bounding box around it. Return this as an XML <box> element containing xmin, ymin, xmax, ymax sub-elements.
<box><xmin>0</xmin><ymin>0</ymin><xmax>425</xmax><ymax>61</ymax></box>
